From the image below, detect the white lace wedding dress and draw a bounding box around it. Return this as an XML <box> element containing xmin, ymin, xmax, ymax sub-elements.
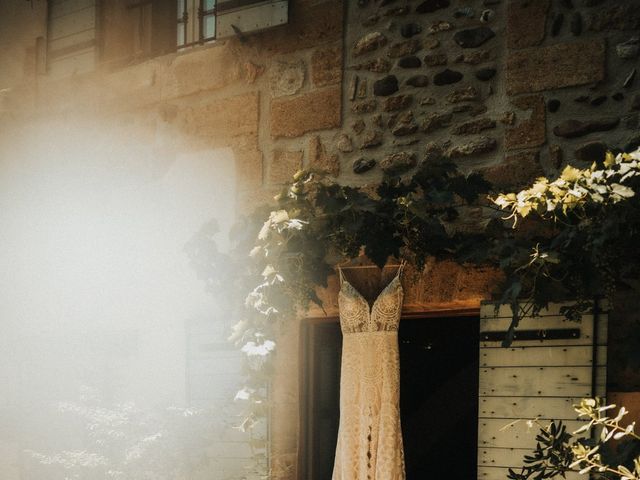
<box><xmin>332</xmin><ymin>264</ymin><xmax>406</xmax><ymax>480</ymax></box>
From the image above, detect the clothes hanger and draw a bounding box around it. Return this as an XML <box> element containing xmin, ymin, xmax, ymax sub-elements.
<box><xmin>335</xmin><ymin>264</ymin><xmax>405</xmax><ymax>270</ymax></box>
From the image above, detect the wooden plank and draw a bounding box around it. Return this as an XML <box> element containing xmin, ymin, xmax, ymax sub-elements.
<box><xmin>479</xmin><ymin>447</ymin><xmax>534</xmax><ymax>467</ymax></box>
<box><xmin>48</xmin><ymin>29</ymin><xmax>95</xmax><ymax>54</ymax></box>
<box><xmin>481</xmin><ymin>345</ymin><xmax>601</xmax><ymax>367</ymax></box>
<box><xmin>478</xmin><ymin>466</ymin><xmax>583</xmax><ymax>480</ymax></box>
<box><xmin>478</xmin><ymin>418</ymin><xmax>586</xmax><ymax>448</ymax></box>
<box><xmin>481</xmin><ymin>345</ymin><xmax>608</xmax><ymax>367</ymax></box>
<box><xmin>479</xmin><ymin>396</ymin><xmax>584</xmax><ymax>420</ymax></box>
<box><xmin>480</xmin><ymin>314</ymin><xmax>598</xmax><ymax>348</ymax></box>
<box><xmin>49</xmin><ymin>0</ymin><xmax>96</xmax><ymax>19</ymax></box>
<box><xmin>481</xmin><ymin>315</ymin><xmax>593</xmax><ymax>334</ymax></box>
<box><xmin>481</xmin><ymin>316</ymin><xmax>606</xmax><ymax>351</ymax></box>
<box><xmin>479</xmin><ymin>366</ymin><xmax>605</xmax><ymax>397</ymax></box>
<box><xmin>481</xmin><ymin>301</ymin><xmax>609</xmax><ymax>319</ymax></box>
<box><xmin>49</xmin><ymin>6</ymin><xmax>96</xmax><ymax>40</ymax></box>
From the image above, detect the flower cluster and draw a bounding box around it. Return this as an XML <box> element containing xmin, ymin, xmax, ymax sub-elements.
<box><xmin>569</xmin><ymin>398</ymin><xmax>640</xmax><ymax>479</ymax></box>
<box><xmin>493</xmin><ymin>150</ymin><xmax>640</xmax><ymax>226</ymax></box>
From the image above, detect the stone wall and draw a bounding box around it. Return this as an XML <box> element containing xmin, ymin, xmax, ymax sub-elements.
<box><xmin>337</xmin><ymin>0</ymin><xmax>640</xmax><ymax>190</ymax></box>
<box><xmin>0</xmin><ymin>0</ymin><xmax>345</xmax><ymax>217</ymax></box>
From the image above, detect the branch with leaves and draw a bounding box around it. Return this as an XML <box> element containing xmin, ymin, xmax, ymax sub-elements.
<box><xmin>509</xmin><ymin>398</ymin><xmax>640</xmax><ymax>480</ymax></box>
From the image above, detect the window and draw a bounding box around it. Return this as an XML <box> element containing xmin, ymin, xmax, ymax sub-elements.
<box><xmin>177</xmin><ymin>0</ymin><xmax>216</xmax><ymax>49</ymax></box>
<box><xmin>46</xmin><ymin>0</ymin><xmax>288</xmax><ymax>76</ymax></box>
<box><xmin>177</xmin><ymin>0</ymin><xmax>289</xmax><ymax>48</ymax></box>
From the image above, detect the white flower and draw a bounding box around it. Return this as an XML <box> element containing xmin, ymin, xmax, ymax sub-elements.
<box><xmin>610</xmin><ymin>183</ymin><xmax>635</xmax><ymax>200</ymax></box>
<box><xmin>269</xmin><ymin>210</ymin><xmax>290</xmax><ymax>224</ymax></box>
<box><xmin>241</xmin><ymin>339</ymin><xmax>276</xmax><ymax>357</ymax></box>
<box><xmin>234</xmin><ymin>387</ymin><xmax>255</xmax><ymax>401</ymax></box>
<box><xmin>257</xmin><ymin>221</ymin><xmax>271</xmax><ymax>240</ymax></box>
<box><xmin>286</xmin><ymin>219</ymin><xmax>308</xmax><ymax>230</ymax></box>
<box><xmin>261</xmin><ymin>265</ymin><xmax>276</xmax><ymax>277</ymax></box>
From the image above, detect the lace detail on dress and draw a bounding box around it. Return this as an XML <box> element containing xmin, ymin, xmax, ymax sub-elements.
<box><xmin>332</xmin><ymin>264</ymin><xmax>406</xmax><ymax>480</ymax></box>
<box><xmin>338</xmin><ymin>275</ymin><xmax>403</xmax><ymax>334</ymax></box>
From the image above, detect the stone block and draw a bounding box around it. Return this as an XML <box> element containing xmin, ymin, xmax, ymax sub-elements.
<box><xmin>417</xmin><ymin>260</ymin><xmax>500</xmax><ymax>305</ymax></box>
<box><xmin>177</xmin><ymin>92</ymin><xmax>259</xmax><ymax>147</ymax></box>
<box><xmin>162</xmin><ymin>45</ymin><xmax>241</xmax><ymax>100</ymax></box>
<box><xmin>447</xmin><ymin>137</ymin><xmax>497</xmax><ymax>158</ymax></box>
<box><xmin>351</xmin><ymin>99</ymin><xmax>377</xmax><ymax>114</ymax></box>
<box><xmin>361</xmin><ymin>130</ymin><xmax>383</xmax><ymax>149</ymax></box>
<box><xmin>235</xmin><ymin>147</ymin><xmax>263</xmax><ymax>192</ymax></box>
<box><xmin>446</xmin><ymin>86</ymin><xmax>480</xmax><ymax>103</ymax></box>
<box><xmin>482</xmin><ymin>150</ymin><xmax>544</xmax><ymax>191</ymax></box>
<box><xmin>506</xmin><ymin>95</ymin><xmax>545</xmax><ymax>150</ymax></box>
<box><xmin>383</xmin><ymin>94</ymin><xmax>412</xmax><ymax>112</ymax></box>
<box><xmin>353</xmin><ymin>32</ymin><xmax>388</xmax><ymax>56</ymax></box>
<box><xmin>451</xmin><ymin>117</ymin><xmax>496</xmax><ymax>135</ymax></box>
<box><xmin>308</xmin><ymin>136</ymin><xmax>340</xmax><ymax>176</ymax></box>
<box><xmin>269</xmin><ymin>60</ymin><xmax>306</xmax><ymax>97</ymax></box>
<box><xmin>507</xmin><ymin>0</ymin><xmax>550</xmax><ymax>50</ymax></box>
<box><xmin>269</xmin><ymin>150</ymin><xmax>303</xmax><ymax>184</ymax></box>
<box><xmin>236</xmin><ymin>187</ymin><xmax>279</xmax><ymax>216</ymax></box>
<box><xmin>589</xmin><ymin>5</ymin><xmax>640</xmax><ymax>32</ymax></box>
<box><xmin>351</xmin><ymin>57</ymin><xmax>391</xmax><ymax>73</ymax></box>
<box><xmin>506</xmin><ymin>40</ymin><xmax>605</xmax><ymax>95</ymax></box>
<box><xmin>553</xmin><ymin>117</ymin><xmax>620</xmax><ymax>139</ymax></box>
<box><xmin>380</xmin><ymin>151</ymin><xmax>416</xmax><ymax>174</ymax></box>
<box><xmin>421</xmin><ymin>111</ymin><xmax>452</xmax><ymax>133</ymax></box>
<box><xmin>387</xmin><ymin>39</ymin><xmax>422</xmax><ymax>58</ymax></box>
<box><xmin>90</xmin><ymin>59</ymin><xmax>165</xmax><ymax>111</ymax></box>
<box><xmin>271</xmin><ymin>86</ymin><xmax>341</xmax><ymax>138</ymax></box>
<box><xmin>311</xmin><ymin>44</ymin><xmax>343</xmax><ymax>87</ymax></box>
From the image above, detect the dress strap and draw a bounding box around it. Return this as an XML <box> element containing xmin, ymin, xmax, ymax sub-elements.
<box><xmin>338</xmin><ymin>266</ymin><xmax>346</xmax><ymax>285</ymax></box>
<box><xmin>396</xmin><ymin>259</ymin><xmax>406</xmax><ymax>278</ymax></box>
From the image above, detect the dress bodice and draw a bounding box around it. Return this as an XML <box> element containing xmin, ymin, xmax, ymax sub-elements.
<box><xmin>338</xmin><ymin>271</ymin><xmax>404</xmax><ymax>334</ymax></box>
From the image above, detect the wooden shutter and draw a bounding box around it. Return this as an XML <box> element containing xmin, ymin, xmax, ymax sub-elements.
<box><xmin>47</xmin><ymin>0</ymin><xmax>98</xmax><ymax>78</ymax></box>
<box><xmin>477</xmin><ymin>301</ymin><xmax>608</xmax><ymax>480</ymax></box>
<box><xmin>151</xmin><ymin>0</ymin><xmax>178</xmax><ymax>56</ymax></box>
<box><xmin>216</xmin><ymin>0</ymin><xmax>288</xmax><ymax>39</ymax></box>
<box><xmin>185</xmin><ymin>319</ymin><xmax>261</xmax><ymax>478</ymax></box>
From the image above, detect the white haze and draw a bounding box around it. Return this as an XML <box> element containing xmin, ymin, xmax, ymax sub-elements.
<box><xmin>0</xmin><ymin>117</ymin><xmax>245</xmax><ymax>479</ymax></box>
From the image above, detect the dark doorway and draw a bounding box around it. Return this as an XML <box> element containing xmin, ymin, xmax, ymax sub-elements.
<box><xmin>399</xmin><ymin>317</ymin><xmax>479</xmax><ymax>479</ymax></box>
<box><xmin>301</xmin><ymin>316</ymin><xmax>479</xmax><ymax>480</ymax></box>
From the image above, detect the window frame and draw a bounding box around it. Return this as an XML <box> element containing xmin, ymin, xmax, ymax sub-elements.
<box><xmin>176</xmin><ymin>0</ymin><xmax>217</xmax><ymax>50</ymax></box>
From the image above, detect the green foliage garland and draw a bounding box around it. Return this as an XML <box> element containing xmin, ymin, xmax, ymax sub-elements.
<box><xmin>185</xmin><ymin>148</ymin><xmax>640</xmax><ymax>450</ymax></box>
